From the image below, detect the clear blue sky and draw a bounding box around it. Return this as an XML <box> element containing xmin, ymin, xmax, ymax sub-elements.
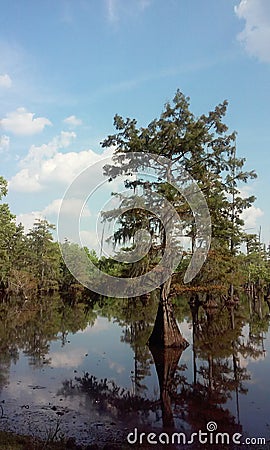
<box><xmin>0</xmin><ymin>0</ymin><xmax>269</xmax><ymax>247</ymax></box>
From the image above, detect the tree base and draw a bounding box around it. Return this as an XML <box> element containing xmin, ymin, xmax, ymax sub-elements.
<box><xmin>148</xmin><ymin>298</ymin><xmax>189</xmax><ymax>348</ymax></box>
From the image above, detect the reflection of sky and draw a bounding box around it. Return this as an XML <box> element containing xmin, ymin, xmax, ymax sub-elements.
<box><xmin>1</xmin><ymin>315</ymin><xmax>270</xmax><ymax>443</ymax></box>
<box><xmin>226</xmin><ymin>328</ymin><xmax>270</xmax><ymax>441</ymax></box>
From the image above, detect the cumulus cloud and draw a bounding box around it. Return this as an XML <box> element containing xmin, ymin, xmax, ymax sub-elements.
<box><xmin>0</xmin><ymin>73</ymin><xmax>12</xmax><ymax>88</ymax></box>
<box><xmin>0</xmin><ymin>107</ymin><xmax>52</xmax><ymax>135</ymax></box>
<box><xmin>9</xmin><ymin>134</ymin><xmax>113</xmax><ymax>193</ymax></box>
<box><xmin>241</xmin><ymin>204</ymin><xmax>264</xmax><ymax>229</ymax></box>
<box><xmin>63</xmin><ymin>115</ymin><xmax>82</xmax><ymax>127</ymax></box>
<box><xmin>11</xmin><ymin>132</ymin><xmax>114</xmax><ymax>246</ymax></box>
<box><xmin>235</xmin><ymin>0</ymin><xmax>270</xmax><ymax>62</ymax></box>
<box><xmin>236</xmin><ymin>185</ymin><xmax>264</xmax><ymax>229</ymax></box>
<box><xmin>237</xmin><ymin>185</ymin><xmax>264</xmax><ymax>229</ymax></box>
<box><xmin>0</xmin><ymin>135</ymin><xmax>10</xmax><ymax>153</ymax></box>
<box><xmin>9</xmin><ymin>131</ymin><xmax>77</xmax><ymax>191</ymax></box>
<box><xmin>16</xmin><ymin>211</ymin><xmax>44</xmax><ymax>232</ymax></box>
<box><xmin>43</xmin><ymin>198</ymin><xmax>91</xmax><ymax>218</ymax></box>
<box><xmin>16</xmin><ymin>198</ymin><xmax>91</xmax><ymax>233</ymax></box>
<box><xmin>23</xmin><ymin>131</ymin><xmax>76</xmax><ymax>164</ymax></box>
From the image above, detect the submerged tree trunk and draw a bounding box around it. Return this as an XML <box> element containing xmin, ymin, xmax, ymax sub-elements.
<box><xmin>150</xmin><ymin>345</ymin><xmax>185</xmax><ymax>428</ymax></box>
<box><xmin>148</xmin><ymin>278</ymin><xmax>188</xmax><ymax>348</ymax></box>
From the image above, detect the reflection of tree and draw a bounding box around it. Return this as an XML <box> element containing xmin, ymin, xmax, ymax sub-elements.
<box><xmin>98</xmin><ymin>295</ymin><xmax>157</xmax><ymax>395</ymax></box>
<box><xmin>98</xmin><ymin>293</ymin><xmax>267</xmax><ymax>429</ymax></box>
<box><xmin>1</xmin><ymin>291</ymin><xmax>270</xmax><ymax>447</ymax></box>
<box><xmin>187</xmin><ymin>294</ymin><xmax>268</xmax><ymax>435</ymax></box>
<box><xmin>0</xmin><ymin>293</ymin><xmax>96</xmax><ymax>390</ymax></box>
<box><xmin>52</xmin><ymin>293</ymin><xmax>270</xmax><ymax>450</ymax></box>
<box><xmin>246</xmin><ymin>293</ymin><xmax>269</xmax><ymax>359</ymax></box>
<box><xmin>149</xmin><ymin>345</ymin><xmax>185</xmax><ymax>428</ymax></box>
<box><xmin>60</xmin><ymin>372</ymin><xmax>158</xmax><ymax>425</ymax></box>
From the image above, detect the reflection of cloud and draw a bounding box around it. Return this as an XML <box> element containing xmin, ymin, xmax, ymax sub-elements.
<box><xmin>5</xmin><ymin>376</ymin><xmax>51</xmax><ymax>405</ymax></box>
<box><xmin>238</xmin><ymin>351</ymin><xmax>266</xmax><ymax>369</ymax></box>
<box><xmin>178</xmin><ymin>319</ymin><xmax>193</xmax><ymax>341</ymax></box>
<box><xmin>108</xmin><ymin>360</ymin><xmax>125</xmax><ymax>374</ymax></box>
<box><xmin>50</xmin><ymin>349</ymin><xmax>86</xmax><ymax>368</ymax></box>
<box><xmin>79</xmin><ymin>317</ymin><xmax>110</xmax><ymax>335</ymax></box>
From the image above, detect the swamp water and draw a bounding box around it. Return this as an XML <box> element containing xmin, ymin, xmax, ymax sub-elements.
<box><xmin>0</xmin><ymin>293</ymin><xmax>270</xmax><ymax>448</ymax></box>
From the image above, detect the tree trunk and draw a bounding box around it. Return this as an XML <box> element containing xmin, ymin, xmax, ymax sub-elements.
<box><xmin>148</xmin><ymin>278</ymin><xmax>188</xmax><ymax>348</ymax></box>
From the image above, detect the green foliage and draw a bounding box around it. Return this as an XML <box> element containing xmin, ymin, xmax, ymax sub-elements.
<box><xmin>0</xmin><ymin>181</ymin><xmax>18</xmax><ymax>288</ymax></box>
<box><xmin>101</xmin><ymin>89</ymin><xmax>258</xmax><ymax>290</ymax></box>
<box><xmin>242</xmin><ymin>234</ymin><xmax>270</xmax><ymax>285</ymax></box>
<box><xmin>26</xmin><ymin>219</ymin><xmax>61</xmax><ymax>290</ymax></box>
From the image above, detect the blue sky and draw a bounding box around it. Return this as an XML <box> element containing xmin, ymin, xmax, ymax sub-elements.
<box><xmin>0</xmin><ymin>0</ymin><xmax>270</xmax><ymax>249</ymax></box>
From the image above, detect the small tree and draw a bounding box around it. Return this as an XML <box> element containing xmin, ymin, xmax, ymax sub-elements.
<box><xmin>27</xmin><ymin>219</ymin><xmax>61</xmax><ymax>290</ymax></box>
<box><xmin>0</xmin><ymin>177</ymin><xmax>19</xmax><ymax>289</ymax></box>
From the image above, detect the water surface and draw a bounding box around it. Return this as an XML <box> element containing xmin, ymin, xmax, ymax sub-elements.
<box><xmin>0</xmin><ymin>294</ymin><xmax>269</xmax><ymax>447</ymax></box>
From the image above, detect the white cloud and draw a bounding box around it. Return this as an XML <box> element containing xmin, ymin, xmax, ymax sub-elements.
<box><xmin>11</xmin><ymin>169</ymin><xmax>42</xmax><ymax>193</ymax></box>
<box><xmin>0</xmin><ymin>135</ymin><xmax>10</xmax><ymax>153</ymax></box>
<box><xmin>63</xmin><ymin>115</ymin><xmax>82</xmax><ymax>127</ymax></box>
<box><xmin>16</xmin><ymin>199</ymin><xmax>91</xmax><ymax>233</ymax></box>
<box><xmin>43</xmin><ymin>198</ymin><xmax>91</xmax><ymax>218</ymax></box>
<box><xmin>10</xmin><ymin>134</ymin><xmax>114</xmax><ymax>243</ymax></box>
<box><xmin>23</xmin><ymin>131</ymin><xmax>76</xmax><ymax>164</ymax></box>
<box><xmin>235</xmin><ymin>0</ymin><xmax>270</xmax><ymax>62</ymax></box>
<box><xmin>9</xmin><ymin>131</ymin><xmax>77</xmax><ymax>192</ymax></box>
<box><xmin>16</xmin><ymin>211</ymin><xmax>44</xmax><ymax>232</ymax></box>
<box><xmin>9</xmin><ymin>140</ymin><xmax>113</xmax><ymax>193</ymax></box>
<box><xmin>237</xmin><ymin>186</ymin><xmax>264</xmax><ymax>230</ymax></box>
<box><xmin>37</xmin><ymin>149</ymin><xmax>101</xmax><ymax>185</ymax></box>
<box><xmin>0</xmin><ymin>73</ymin><xmax>12</xmax><ymax>88</ymax></box>
<box><xmin>241</xmin><ymin>204</ymin><xmax>264</xmax><ymax>229</ymax></box>
<box><xmin>80</xmin><ymin>229</ymin><xmax>100</xmax><ymax>253</ymax></box>
<box><xmin>0</xmin><ymin>107</ymin><xmax>52</xmax><ymax>135</ymax></box>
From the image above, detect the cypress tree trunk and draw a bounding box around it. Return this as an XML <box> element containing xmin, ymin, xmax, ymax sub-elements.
<box><xmin>148</xmin><ymin>277</ymin><xmax>188</xmax><ymax>348</ymax></box>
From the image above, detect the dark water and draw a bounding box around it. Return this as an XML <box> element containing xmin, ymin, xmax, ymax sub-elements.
<box><xmin>0</xmin><ymin>293</ymin><xmax>270</xmax><ymax>448</ymax></box>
